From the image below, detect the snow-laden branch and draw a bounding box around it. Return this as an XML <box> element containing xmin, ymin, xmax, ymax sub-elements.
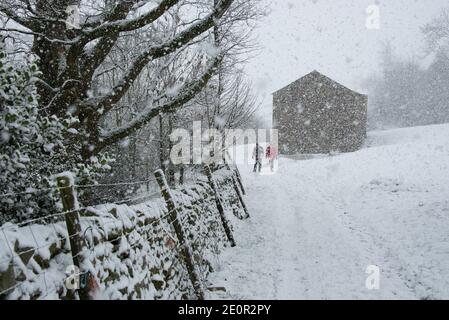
<box><xmin>98</xmin><ymin>53</ymin><xmax>223</xmax><ymax>148</ymax></box>
<box><xmin>76</xmin><ymin>0</ymin><xmax>180</xmax><ymax>45</ymax></box>
<box><xmin>0</xmin><ymin>3</ymin><xmax>37</xmax><ymax>31</ymax></box>
<box><xmin>80</xmin><ymin>0</ymin><xmax>234</xmax><ymax>113</ymax></box>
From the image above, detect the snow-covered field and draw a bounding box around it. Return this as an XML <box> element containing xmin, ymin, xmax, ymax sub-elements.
<box><xmin>210</xmin><ymin>123</ymin><xmax>449</xmax><ymax>300</ymax></box>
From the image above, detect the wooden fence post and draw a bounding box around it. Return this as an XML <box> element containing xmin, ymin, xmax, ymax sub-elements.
<box><xmin>56</xmin><ymin>173</ymin><xmax>90</xmax><ymax>300</ymax></box>
<box><xmin>223</xmin><ymin>161</ymin><xmax>250</xmax><ymax>220</ymax></box>
<box><xmin>225</xmin><ymin>150</ymin><xmax>245</xmax><ymax>195</ymax></box>
<box><xmin>154</xmin><ymin>169</ymin><xmax>205</xmax><ymax>300</ymax></box>
<box><xmin>223</xmin><ymin>156</ymin><xmax>250</xmax><ymax>219</ymax></box>
<box><xmin>231</xmin><ymin>174</ymin><xmax>250</xmax><ymax>219</ymax></box>
<box><xmin>204</xmin><ymin>165</ymin><xmax>236</xmax><ymax>247</ymax></box>
<box><xmin>234</xmin><ymin>166</ymin><xmax>246</xmax><ymax>195</ymax></box>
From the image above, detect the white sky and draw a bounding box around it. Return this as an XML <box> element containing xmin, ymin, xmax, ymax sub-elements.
<box><xmin>246</xmin><ymin>0</ymin><xmax>449</xmax><ymax>121</ymax></box>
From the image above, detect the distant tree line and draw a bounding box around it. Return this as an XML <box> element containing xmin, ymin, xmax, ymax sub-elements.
<box><xmin>364</xmin><ymin>9</ymin><xmax>449</xmax><ymax>130</ymax></box>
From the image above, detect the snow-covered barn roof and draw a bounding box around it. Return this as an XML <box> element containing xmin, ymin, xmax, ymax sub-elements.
<box><xmin>272</xmin><ymin>70</ymin><xmax>367</xmax><ymax>97</ymax></box>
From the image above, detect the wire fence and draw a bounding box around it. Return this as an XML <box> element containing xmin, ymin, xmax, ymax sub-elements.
<box><xmin>0</xmin><ymin>205</ymin><xmax>183</xmax><ymax>299</ymax></box>
<box><xmin>0</xmin><ymin>164</ymin><xmax>248</xmax><ymax>300</ymax></box>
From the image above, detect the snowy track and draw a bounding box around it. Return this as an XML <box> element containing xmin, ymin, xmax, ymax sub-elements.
<box><xmin>210</xmin><ymin>124</ymin><xmax>449</xmax><ymax>300</ymax></box>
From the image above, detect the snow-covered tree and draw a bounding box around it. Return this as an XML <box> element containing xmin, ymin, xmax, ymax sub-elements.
<box><xmin>0</xmin><ymin>46</ymin><xmax>58</xmax><ymax>222</ymax></box>
<box><xmin>0</xmin><ymin>0</ymin><xmax>235</xmax><ymax>164</ymax></box>
<box><xmin>0</xmin><ymin>44</ymin><xmax>110</xmax><ymax>223</ymax></box>
<box><xmin>422</xmin><ymin>8</ymin><xmax>449</xmax><ymax>54</ymax></box>
<box><xmin>365</xmin><ymin>36</ymin><xmax>449</xmax><ymax>129</ymax></box>
<box><xmin>81</xmin><ymin>0</ymin><xmax>262</xmax><ymax>190</ymax></box>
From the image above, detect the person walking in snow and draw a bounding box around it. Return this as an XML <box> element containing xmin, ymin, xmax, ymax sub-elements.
<box><xmin>252</xmin><ymin>143</ymin><xmax>264</xmax><ymax>173</ymax></box>
<box><xmin>266</xmin><ymin>144</ymin><xmax>278</xmax><ymax>172</ymax></box>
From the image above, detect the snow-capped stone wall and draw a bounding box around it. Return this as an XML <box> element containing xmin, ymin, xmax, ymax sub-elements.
<box><xmin>0</xmin><ymin>169</ymin><xmax>246</xmax><ymax>300</ymax></box>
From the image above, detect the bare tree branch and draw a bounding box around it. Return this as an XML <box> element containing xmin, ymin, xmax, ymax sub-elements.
<box><xmin>81</xmin><ymin>0</ymin><xmax>233</xmax><ymax>113</ymax></box>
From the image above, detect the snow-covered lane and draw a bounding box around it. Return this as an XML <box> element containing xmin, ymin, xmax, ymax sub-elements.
<box><xmin>209</xmin><ymin>124</ymin><xmax>449</xmax><ymax>300</ymax></box>
<box><xmin>211</xmin><ymin>160</ymin><xmax>413</xmax><ymax>299</ymax></box>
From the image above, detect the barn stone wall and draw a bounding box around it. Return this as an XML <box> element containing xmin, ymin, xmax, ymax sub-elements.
<box><xmin>273</xmin><ymin>71</ymin><xmax>368</xmax><ymax>154</ymax></box>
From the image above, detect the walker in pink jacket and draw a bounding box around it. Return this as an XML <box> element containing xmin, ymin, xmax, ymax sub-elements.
<box><xmin>266</xmin><ymin>145</ymin><xmax>277</xmax><ymax>172</ymax></box>
<box><xmin>266</xmin><ymin>145</ymin><xmax>278</xmax><ymax>160</ymax></box>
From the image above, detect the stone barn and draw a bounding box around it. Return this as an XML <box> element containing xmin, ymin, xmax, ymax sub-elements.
<box><xmin>273</xmin><ymin>70</ymin><xmax>368</xmax><ymax>155</ymax></box>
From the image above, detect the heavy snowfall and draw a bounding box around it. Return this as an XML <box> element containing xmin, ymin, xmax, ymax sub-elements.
<box><xmin>1</xmin><ymin>0</ymin><xmax>449</xmax><ymax>301</ymax></box>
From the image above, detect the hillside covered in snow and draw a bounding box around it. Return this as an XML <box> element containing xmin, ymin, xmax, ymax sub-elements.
<box><xmin>211</xmin><ymin>123</ymin><xmax>449</xmax><ymax>299</ymax></box>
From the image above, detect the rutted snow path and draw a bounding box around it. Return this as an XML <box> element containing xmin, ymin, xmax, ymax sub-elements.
<box><xmin>210</xmin><ymin>161</ymin><xmax>413</xmax><ymax>299</ymax></box>
<box><xmin>209</xmin><ymin>124</ymin><xmax>449</xmax><ymax>300</ymax></box>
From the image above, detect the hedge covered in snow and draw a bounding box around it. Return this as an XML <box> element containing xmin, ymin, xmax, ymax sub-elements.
<box><xmin>0</xmin><ymin>168</ymin><xmax>246</xmax><ymax>300</ymax></box>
